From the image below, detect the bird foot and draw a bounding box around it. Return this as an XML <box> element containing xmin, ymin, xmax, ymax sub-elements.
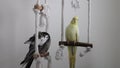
<box><xmin>33</xmin><ymin>53</ymin><xmax>40</xmax><ymax>59</ymax></box>
<box><xmin>40</xmin><ymin>52</ymin><xmax>49</xmax><ymax>57</ymax></box>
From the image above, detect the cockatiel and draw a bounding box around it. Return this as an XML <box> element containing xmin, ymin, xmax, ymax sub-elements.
<box><xmin>20</xmin><ymin>32</ymin><xmax>51</xmax><ymax>68</ymax></box>
<box><xmin>65</xmin><ymin>16</ymin><xmax>79</xmax><ymax>68</ymax></box>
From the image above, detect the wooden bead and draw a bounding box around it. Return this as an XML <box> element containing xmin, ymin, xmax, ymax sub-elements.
<box><xmin>34</xmin><ymin>4</ymin><xmax>44</xmax><ymax>11</ymax></box>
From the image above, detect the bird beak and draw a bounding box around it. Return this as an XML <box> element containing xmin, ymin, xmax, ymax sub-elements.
<box><xmin>24</xmin><ymin>40</ymin><xmax>31</xmax><ymax>44</ymax></box>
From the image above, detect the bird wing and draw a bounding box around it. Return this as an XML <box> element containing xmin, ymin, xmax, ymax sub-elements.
<box><xmin>76</xmin><ymin>28</ymin><xmax>79</xmax><ymax>42</ymax></box>
<box><xmin>20</xmin><ymin>44</ymin><xmax>35</xmax><ymax>68</ymax></box>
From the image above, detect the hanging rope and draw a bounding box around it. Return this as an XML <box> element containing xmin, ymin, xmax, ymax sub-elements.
<box><xmin>61</xmin><ymin>0</ymin><xmax>64</xmax><ymax>41</ymax></box>
<box><xmin>36</xmin><ymin>0</ymin><xmax>39</xmax><ymax>4</ymax></box>
<box><xmin>87</xmin><ymin>0</ymin><xmax>90</xmax><ymax>43</ymax></box>
<box><xmin>45</xmin><ymin>0</ymin><xmax>47</xmax><ymax>4</ymax></box>
<box><xmin>34</xmin><ymin>8</ymin><xmax>40</xmax><ymax>54</ymax></box>
<box><xmin>55</xmin><ymin>0</ymin><xmax>64</xmax><ymax>60</ymax></box>
<box><xmin>79</xmin><ymin>0</ymin><xmax>92</xmax><ymax>57</ymax></box>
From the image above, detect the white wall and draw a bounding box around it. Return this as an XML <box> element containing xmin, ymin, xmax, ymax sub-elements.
<box><xmin>0</xmin><ymin>0</ymin><xmax>120</xmax><ymax>68</ymax></box>
<box><xmin>91</xmin><ymin>0</ymin><xmax>120</xmax><ymax>68</ymax></box>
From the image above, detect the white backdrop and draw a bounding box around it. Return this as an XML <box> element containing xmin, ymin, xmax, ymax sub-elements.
<box><xmin>0</xmin><ymin>0</ymin><xmax>120</xmax><ymax>68</ymax></box>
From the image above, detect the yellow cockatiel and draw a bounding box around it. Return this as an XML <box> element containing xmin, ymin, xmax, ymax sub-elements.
<box><xmin>65</xmin><ymin>16</ymin><xmax>79</xmax><ymax>68</ymax></box>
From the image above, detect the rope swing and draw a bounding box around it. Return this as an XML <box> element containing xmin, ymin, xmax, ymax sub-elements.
<box><xmin>59</xmin><ymin>0</ymin><xmax>92</xmax><ymax>47</ymax></box>
<box><xmin>56</xmin><ymin>0</ymin><xmax>93</xmax><ymax>62</ymax></box>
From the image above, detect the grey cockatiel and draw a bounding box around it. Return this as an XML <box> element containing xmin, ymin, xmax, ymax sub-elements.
<box><xmin>20</xmin><ymin>32</ymin><xmax>51</xmax><ymax>68</ymax></box>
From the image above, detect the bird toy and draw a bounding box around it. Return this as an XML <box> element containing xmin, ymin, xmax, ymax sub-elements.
<box><xmin>20</xmin><ymin>0</ymin><xmax>51</xmax><ymax>68</ymax></box>
<box><xmin>55</xmin><ymin>0</ymin><xmax>93</xmax><ymax>68</ymax></box>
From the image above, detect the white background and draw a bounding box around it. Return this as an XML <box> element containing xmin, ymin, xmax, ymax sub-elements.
<box><xmin>0</xmin><ymin>0</ymin><xmax>120</xmax><ymax>68</ymax></box>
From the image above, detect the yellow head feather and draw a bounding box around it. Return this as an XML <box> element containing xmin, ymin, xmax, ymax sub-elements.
<box><xmin>73</xmin><ymin>16</ymin><xmax>78</xmax><ymax>20</ymax></box>
<box><xmin>71</xmin><ymin>16</ymin><xmax>79</xmax><ymax>25</ymax></box>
